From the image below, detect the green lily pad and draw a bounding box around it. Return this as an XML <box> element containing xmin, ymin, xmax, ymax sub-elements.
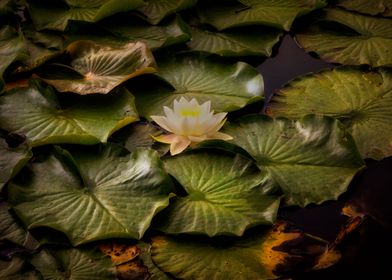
<box><xmin>151</xmin><ymin>223</ymin><xmax>330</xmax><ymax>279</ymax></box>
<box><xmin>101</xmin><ymin>15</ymin><xmax>191</xmax><ymax>50</ymax></box>
<box><xmin>0</xmin><ymin>25</ymin><xmax>27</xmax><ymax>92</ymax></box>
<box><xmin>198</xmin><ymin>0</ymin><xmax>327</xmax><ymax>31</ymax></box>
<box><xmin>0</xmin><ymin>0</ymin><xmax>16</xmax><ymax>16</ymax></box>
<box><xmin>296</xmin><ymin>8</ymin><xmax>392</xmax><ymax>67</ymax></box>
<box><xmin>137</xmin><ymin>0</ymin><xmax>198</xmax><ymax>25</ymax></box>
<box><xmin>0</xmin><ymin>81</ymin><xmax>139</xmax><ymax>146</ymax></box>
<box><xmin>28</xmin><ymin>0</ymin><xmax>146</xmax><ymax>31</ymax></box>
<box><xmin>223</xmin><ymin>115</ymin><xmax>365</xmax><ymax>206</ymax></box>
<box><xmin>131</xmin><ymin>54</ymin><xmax>264</xmax><ymax>119</ymax></box>
<box><xmin>138</xmin><ymin>242</ymin><xmax>172</xmax><ymax>280</ymax></box>
<box><xmin>337</xmin><ymin>0</ymin><xmax>392</xmax><ymax>17</ymax></box>
<box><xmin>20</xmin><ymin>24</ymin><xmax>64</xmax><ymax>71</ymax></box>
<box><xmin>8</xmin><ymin>145</ymin><xmax>173</xmax><ymax>245</ymax></box>
<box><xmin>155</xmin><ymin>151</ymin><xmax>280</xmax><ymax>236</ymax></box>
<box><xmin>30</xmin><ymin>248</ymin><xmax>116</xmax><ymax>279</ymax></box>
<box><xmin>186</xmin><ymin>25</ymin><xmax>282</xmax><ymax>57</ymax></box>
<box><xmin>267</xmin><ymin>67</ymin><xmax>392</xmax><ymax>160</ymax></box>
<box><xmin>37</xmin><ymin>40</ymin><xmax>156</xmax><ymax>95</ymax></box>
<box><xmin>0</xmin><ymin>203</ymin><xmax>39</xmax><ymax>250</ymax></box>
<box><xmin>0</xmin><ymin>138</ymin><xmax>32</xmax><ymax>190</ymax></box>
<box><xmin>111</xmin><ymin>122</ymin><xmax>169</xmax><ymax>156</ymax></box>
<box><xmin>0</xmin><ymin>257</ymin><xmax>41</xmax><ymax>280</ymax></box>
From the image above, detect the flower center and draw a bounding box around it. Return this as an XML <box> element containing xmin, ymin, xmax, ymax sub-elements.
<box><xmin>179</xmin><ymin>108</ymin><xmax>201</xmax><ymax>117</ymax></box>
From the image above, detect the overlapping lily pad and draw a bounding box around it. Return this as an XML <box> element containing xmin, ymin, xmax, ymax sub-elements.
<box><xmin>0</xmin><ymin>203</ymin><xmax>39</xmax><ymax>249</ymax></box>
<box><xmin>0</xmin><ymin>81</ymin><xmax>139</xmax><ymax>146</ymax></box>
<box><xmin>267</xmin><ymin>67</ymin><xmax>392</xmax><ymax>160</ymax></box>
<box><xmin>337</xmin><ymin>0</ymin><xmax>392</xmax><ymax>17</ymax></box>
<box><xmin>155</xmin><ymin>151</ymin><xmax>280</xmax><ymax>236</ymax></box>
<box><xmin>8</xmin><ymin>145</ymin><xmax>173</xmax><ymax>245</ymax></box>
<box><xmin>28</xmin><ymin>0</ymin><xmax>146</xmax><ymax>31</ymax></box>
<box><xmin>0</xmin><ymin>25</ymin><xmax>27</xmax><ymax>92</ymax></box>
<box><xmin>37</xmin><ymin>40</ymin><xmax>156</xmax><ymax>94</ymax></box>
<box><xmin>101</xmin><ymin>15</ymin><xmax>191</xmax><ymax>50</ymax></box>
<box><xmin>296</xmin><ymin>8</ymin><xmax>392</xmax><ymax>67</ymax></box>
<box><xmin>137</xmin><ymin>0</ymin><xmax>198</xmax><ymax>25</ymax></box>
<box><xmin>132</xmin><ymin>54</ymin><xmax>264</xmax><ymax>118</ymax></box>
<box><xmin>186</xmin><ymin>25</ymin><xmax>282</xmax><ymax>57</ymax></box>
<box><xmin>198</xmin><ymin>0</ymin><xmax>327</xmax><ymax>31</ymax></box>
<box><xmin>31</xmin><ymin>248</ymin><xmax>116</xmax><ymax>279</ymax></box>
<box><xmin>0</xmin><ymin>138</ymin><xmax>32</xmax><ymax>190</ymax></box>
<box><xmin>223</xmin><ymin>115</ymin><xmax>365</xmax><ymax>206</ymax></box>
<box><xmin>0</xmin><ymin>257</ymin><xmax>40</xmax><ymax>280</ymax></box>
<box><xmin>151</xmin><ymin>223</ymin><xmax>331</xmax><ymax>280</ymax></box>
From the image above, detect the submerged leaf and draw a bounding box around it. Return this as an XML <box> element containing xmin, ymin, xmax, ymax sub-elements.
<box><xmin>224</xmin><ymin>115</ymin><xmax>365</xmax><ymax>206</ymax></box>
<box><xmin>8</xmin><ymin>145</ymin><xmax>173</xmax><ymax>245</ymax></box>
<box><xmin>267</xmin><ymin>67</ymin><xmax>392</xmax><ymax>160</ymax></box>
<box><xmin>296</xmin><ymin>8</ymin><xmax>392</xmax><ymax>67</ymax></box>
<box><xmin>132</xmin><ymin>53</ymin><xmax>264</xmax><ymax>119</ymax></box>
<box><xmin>38</xmin><ymin>40</ymin><xmax>156</xmax><ymax>94</ymax></box>
<box><xmin>30</xmin><ymin>247</ymin><xmax>117</xmax><ymax>279</ymax></box>
<box><xmin>198</xmin><ymin>0</ymin><xmax>327</xmax><ymax>31</ymax></box>
<box><xmin>28</xmin><ymin>0</ymin><xmax>146</xmax><ymax>31</ymax></box>
<box><xmin>137</xmin><ymin>0</ymin><xmax>198</xmax><ymax>25</ymax></box>
<box><xmin>0</xmin><ymin>81</ymin><xmax>138</xmax><ymax>146</ymax></box>
<box><xmin>155</xmin><ymin>151</ymin><xmax>280</xmax><ymax>236</ymax></box>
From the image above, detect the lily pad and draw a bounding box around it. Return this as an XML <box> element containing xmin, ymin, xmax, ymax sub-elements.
<box><xmin>137</xmin><ymin>0</ymin><xmax>198</xmax><ymax>25</ymax></box>
<box><xmin>186</xmin><ymin>25</ymin><xmax>282</xmax><ymax>57</ymax></box>
<box><xmin>0</xmin><ymin>25</ymin><xmax>27</xmax><ymax>92</ymax></box>
<box><xmin>101</xmin><ymin>15</ymin><xmax>191</xmax><ymax>50</ymax></box>
<box><xmin>31</xmin><ymin>248</ymin><xmax>116</xmax><ymax>279</ymax></box>
<box><xmin>198</xmin><ymin>0</ymin><xmax>327</xmax><ymax>31</ymax></box>
<box><xmin>0</xmin><ymin>203</ymin><xmax>39</xmax><ymax>250</ymax></box>
<box><xmin>295</xmin><ymin>8</ymin><xmax>392</xmax><ymax>67</ymax></box>
<box><xmin>138</xmin><ymin>242</ymin><xmax>172</xmax><ymax>280</ymax></box>
<box><xmin>0</xmin><ymin>137</ymin><xmax>32</xmax><ymax>191</ymax></box>
<box><xmin>223</xmin><ymin>115</ymin><xmax>365</xmax><ymax>206</ymax></box>
<box><xmin>155</xmin><ymin>151</ymin><xmax>280</xmax><ymax>236</ymax></box>
<box><xmin>337</xmin><ymin>0</ymin><xmax>392</xmax><ymax>17</ymax></box>
<box><xmin>0</xmin><ymin>81</ymin><xmax>139</xmax><ymax>146</ymax></box>
<box><xmin>151</xmin><ymin>223</ymin><xmax>330</xmax><ymax>280</ymax></box>
<box><xmin>8</xmin><ymin>145</ymin><xmax>173</xmax><ymax>245</ymax></box>
<box><xmin>267</xmin><ymin>67</ymin><xmax>392</xmax><ymax>160</ymax></box>
<box><xmin>0</xmin><ymin>257</ymin><xmax>41</xmax><ymax>280</ymax></box>
<box><xmin>28</xmin><ymin>0</ymin><xmax>146</xmax><ymax>31</ymax></box>
<box><xmin>131</xmin><ymin>54</ymin><xmax>264</xmax><ymax>119</ymax></box>
<box><xmin>37</xmin><ymin>40</ymin><xmax>156</xmax><ymax>95</ymax></box>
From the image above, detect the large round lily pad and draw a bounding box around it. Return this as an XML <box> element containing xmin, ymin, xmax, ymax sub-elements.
<box><xmin>267</xmin><ymin>67</ymin><xmax>392</xmax><ymax>160</ymax></box>
<box><xmin>154</xmin><ymin>151</ymin><xmax>280</xmax><ymax>236</ymax></box>
<box><xmin>198</xmin><ymin>0</ymin><xmax>327</xmax><ymax>31</ymax></box>
<box><xmin>223</xmin><ymin>115</ymin><xmax>365</xmax><ymax>206</ymax></box>
<box><xmin>0</xmin><ymin>81</ymin><xmax>139</xmax><ymax>146</ymax></box>
<box><xmin>8</xmin><ymin>145</ymin><xmax>173</xmax><ymax>245</ymax></box>
<box><xmin>131</xmin><ymin>53</ymin><xmax>264</xmax><ymax>119</ymax></box>
<box><xmin>37</xmin><ymin>40</ymin><xmax>156</xmax><ymax>95</ymax></box>
<box><xmin>296</xmin><ymin>8</ymin><xmax>392</xmax><ymax>67</ymax></box>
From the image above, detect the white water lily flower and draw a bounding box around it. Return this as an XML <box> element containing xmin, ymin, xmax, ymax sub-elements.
<box><xmin>151</xmin><ymin>97</ymin><xmax>233</xmax><ymax>155</ymax></box>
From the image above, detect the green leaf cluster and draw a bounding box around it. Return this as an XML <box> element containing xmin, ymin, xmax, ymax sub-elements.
<box><xmin>0</xmin><ymin>0</ymin><xmax>390</xmax><ymax>279</ymax></box>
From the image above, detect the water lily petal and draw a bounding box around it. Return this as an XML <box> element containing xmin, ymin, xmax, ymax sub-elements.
<box><xmin>151</xmin><ymin>115</ymin><xmax>173</xmax><ymax>133</ymax></box>
<box><xmin>152</xmin><ymin>134</ymin><xmax>179</xmax><ymax>144</ymax></box>
<box><xmin>170</xmin><ymin>136</ymin><xmax>191</xmax><ymax>155</ymax></box>
<box><xmin>210</xmin><ymin>131</ymin><xmax>233</xmax><ymax>141</ymax></box>
<box><xmin>204</xmin><ymin>113</ymin><xmax>227</xmax><ymax>134</ymax></box>
<box><xmin>188</xmin><ymin>135</ymin><xmax>208</xmax><ymax>143</ymax></box>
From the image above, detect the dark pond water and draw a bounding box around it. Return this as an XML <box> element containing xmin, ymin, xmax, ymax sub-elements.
<box><xmin>259</xmin><ymin>35</ymin><xmax>392</xmax><ymax>279</ymax></box>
